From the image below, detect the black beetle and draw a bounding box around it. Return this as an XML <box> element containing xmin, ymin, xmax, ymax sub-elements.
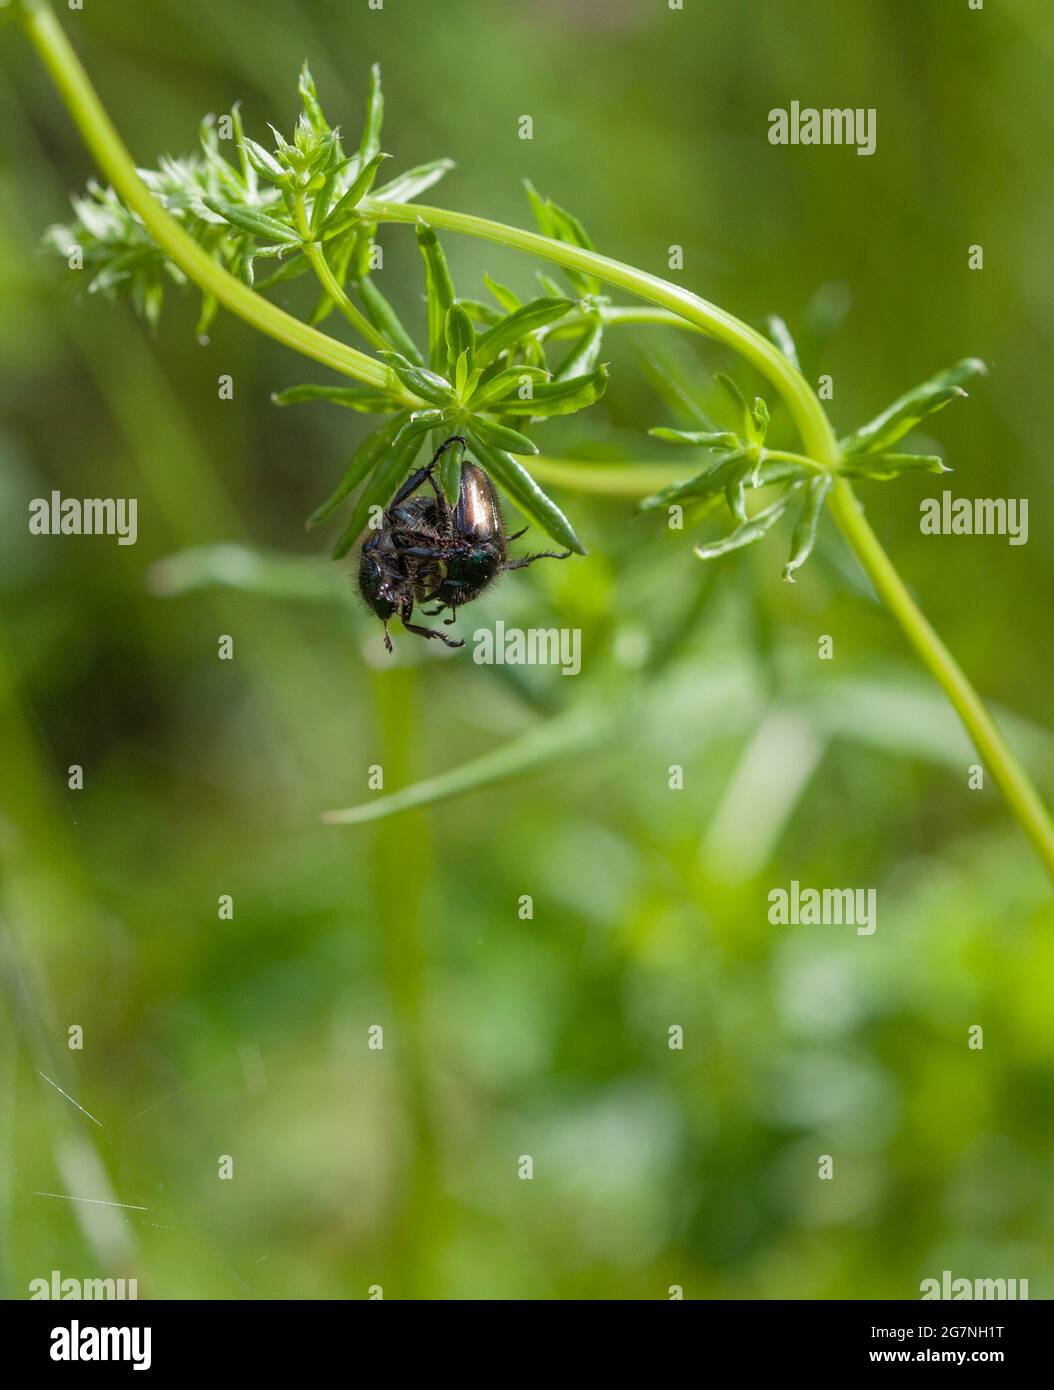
<box><xmin>358</xmin><ymin>435</ymin><xmax>571</xmax><ymax>651</ymax></box>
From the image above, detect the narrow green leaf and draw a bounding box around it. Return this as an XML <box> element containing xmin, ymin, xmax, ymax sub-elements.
<box><xmin>758</xmin><ymin>314</ymin><xmax>801</xmax><ymax>371</ymax></box>
<box><xmin>445</xmin><ymin>302</ymin><xmax>476</xmax><ymax>378</ymax></box>
<box><xmin>468</xmin><ymin>365</ymin><xmax>550</xmax><ymax>411</ymax></box>
<box><xmin>379</xmin><ymin>351</ymin><xmax>453</xmax><ymax>405</ymax></box>
<box><xmin>436</xmin><ymin>429</ymin><xmax>465</xmax><ymax>503</ymax></box>
<box><xmin>483</xmin><ymin>272</ymin><xmax>521</xmax><ymax>313</ymax></box>
<box><xmin>357</xmin><ymin>276</ymin><xmax>424</xmax><ymax>364</ymax></box>
<box><xmin>298</xmin><ymin>63</ymin><xmax>330</xmax><ymax>136</ymax></box>
<box><xmin>201</xmin><ymin>197</ymin><xmax>299</xmax><ymax>244</ymax></box>
<box><xmin>416</xmin><ymin>220</ymin><xmax>455</xmax><ymax>373</ymax></box>
<box><xmin>783</xmin><ymin>474</ymin><xmax>833</xmax><ymax>581</ymax></box>
<box><xmin>254</xmin><ymin>252</ymin><xmax>312</xmax><ymax>289</ymax></box>
<box><xmin>241</xmin><ymin>137</ymin><xmax>285</xmax><ymax>183</ymax></box>
<box><xmin>497</xmin><ymin>365</ymin><xmax>609</xmax><ymax>418</ymax></box>
<box><xmin>469</xmin><ymin>415</ymin><xmax>539</xmax><ymax>456</ymax></box>
<box><xmin>457</xmin><ymin>298</ymin><xmax>503</xmax><ymax>327</ymax></box>
<box><xmin>372</xmin><ymin>159</ymin><xmax>455</xmax><ymax>204</ymax></box>
<box><xmin>649</xmin><ymin>427</ymin><xmax>740</xmax><ymax>449</ymax></box>
<box><xmin>466</xmin><ymin>432</ymin><xmax>587</xmax><ymax>555</ymax></box>
<box><xmin>474</xmin><ymin>296</ymin><xmax>575</xmax><ymax>369</ymax></box>
<box><xmin>694</xmin><ymin>488</ymin><xmax>800</xmax><ymax>561</ymax></box>
<box><xmin>554</xmin><ymin>322</ymin><xmax>603</xmax><ymax>380</ymax></box>
<box><xmin>714</xmin><ymin>372</ymin><xmax>751</xmax><ymax>434</ymax></box>
<box><xmin>321</xmin><ymin>704</ymin><xmax>607</xmax><ymax>825</ymax></box>
<box><xmin>839</xmin><ymin>452</ymin><xmax>950</xmax><ymax>480</ymax></box>
<box><xmin>359</xmin><ymin>63</ymin><xmax>384</xmax><ymax>163</ymax></box>
<box><xmin>638</xmin><ymin>448</ymin><xmax>750</xmax><ymax>513</ymax></box>
<box><xmin>749</xmin><ymin>396</ymin><xmax>770</xmax><ymax>444</ymax></box>
<box><xmin>523</xmin><ymin>179</ymin><xmax>555</xmax><ymax>237</ymax></box>
<box><xmin>321</xmin><ymin>152</ymin><xmax>389</xmax><ymax>239</ymax></box>
<box><xmin>272</xmin><ymin>383</ymin><xmax>393</xmax><ymax>412</ymax></box>
<box><xmin>840</xmin><ymin>358</ymin><xmax>988</xmax><ymax>456</ymax></box>
<box><xmin>307</xmin><ymin>411</ymin><xmax>407</xmax><ymax>529</ymax></box>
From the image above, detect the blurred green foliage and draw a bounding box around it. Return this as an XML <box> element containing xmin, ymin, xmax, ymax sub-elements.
<box><xmin>0</xmin><ymin>0</ymin><xmax>1051</xmax><ymax>1299</ymax></box>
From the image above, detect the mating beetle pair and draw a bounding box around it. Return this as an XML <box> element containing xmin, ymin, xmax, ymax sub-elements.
<box><xmin>358</xmin><ymin>436</ymin><xmax>571</xmax><ymax>651</ymax></box>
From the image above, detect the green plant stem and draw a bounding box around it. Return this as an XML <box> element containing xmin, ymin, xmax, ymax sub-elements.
<box><xmin>292</xmin><ymin>194</ymin><xmax>393</xmax><ymax>356</ymax></box>
<box><xmin>21</xmin><ymin>1</ymin><xmax>392</xmax><ymax>392</ymax></box>
<box><xmin>364</xmin><ymin>197</ymin><xmax>1054</xmax><ymax>879</ymax></box>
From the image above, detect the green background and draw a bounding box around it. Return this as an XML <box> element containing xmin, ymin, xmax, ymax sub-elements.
<box><xmin>1</xmin><ymin>0</ymin><xmax>1051</xmax><ymax>1299</ymax></box>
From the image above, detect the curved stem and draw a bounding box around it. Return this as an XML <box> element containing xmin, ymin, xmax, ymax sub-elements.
<box><xmin>363</xmin><ymin>198</ymin><xmax>1054</xmax><ymax>879</ymax></box>
<box><xmin>22</xmin><ymin>2</ymin><xmax>392</xmax><ymax>392</ymax></box>
<box><xmin>363</xmin><ymin>197</ymin><xmax>840</xmax><ymax>467</ymax></box>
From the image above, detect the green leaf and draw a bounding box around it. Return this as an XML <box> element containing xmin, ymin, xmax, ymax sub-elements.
<box><xmin>483</xmin><ymin>272</ymin><xmax>521</xmax><ymax>313</ymax></box>
<box><xmin>469</xmin><ymin>415</ymin><xmax>539</xmax><ymax>456</ymax></box>
<box><xmin>416</xmin><ymin>220</ymin><xmax>456</xmax><ymax>373</ymax></box>
<box><xmin>758</xmin><ymin>314</ymin><xmax>800</xmax><ymax>371</ymax></box>
<box><xmin>298</xmin><ymin>63</ymin><xmax>330</xmax><ymax>136</ymax></box>
<box><xmin>840</xmin><ymin>358</ymin><xmax>988</xmax><ymax>456</ymax></box>
<box><xmin>359</xmin><ymin>64</ymin><xmax>384</xmax><ymax>163</ymax></box>
<box><xmin>379</xmin><ymin>350</ymin><xmax>454</xmax><ymax>405</ymax></box>
<box><xmin>331</xmin><ymin>412</ymin><xmax>441</xmax><ymax>558</ymax></box>
<box><xmin>714</xmin><ymin>372</ymin><xmax>750</xmax><ymax>434</ymax></box>
<box><xmin>554</xmin><ymin>322</ymin><xmax>603</xmax><ymax>380</ymax></box>
<box><xmin>496</xmin><ymin>365</ymin><xmax>609</xmax><ymax>418</ymax></box>
<box><xmin>436</xmin><ymin>429</ymin><xmax>465</xmax><ymax>502</ymax></box>
<box><xmin>523</xmin><ymin>181</ymin><xmax>600</xmax><ymax>295</ymax></box>
<box><xmin>749</xmin><ymin>396</ymin><xmax>770</xmax><ymax>445</ymax></box>
<box><xmin>468</xmin><ymin>365</ymin><xmax>550</xmax><ymax>411</ymax></box>
<box><xmin>272</xmin><ymin>383</ymin><xmax>393</xmax><ymax>412</ymax></box>
<box><xmin>474</xmin><ymin>296</ymin><xmax>575</xmax><ymax>369</ymax></box>
<box><xmin>321</xmin><ymin>704</ymin><xmax>606</xmax><ymax>825</ymax></box>
<box><xmin>783</xmin><ymin>475</ymin><xmax>833</xmax><ymax>581</ymax></box>
<box><xmin>254</xmin><ymin>252</ymin><xmax>312</xmax><ymax>289</ymax></box>
<box><xmin>321</xmin><ymin>152</ymin><xmax>390</xmax><ymax>239</ymax></box>
<box><xmin>241</xmin><ymin>137</ymin><xmax>286</xmax><ymax>183</ymax></box>
<box><xmin>839</xmin><ymin>452</ymin><xmax>950</xmax><ymax>480</ymax></box>
<box><xmin>457</xmin><ymin>298</ymin><xmax>503</xmax><ymax>327</ymax></box>
<box><xmin>372</xmin><ymin>159</ymin><xmax>455</xmax><ymax>204</ymax></box>
<box><xmin>466</xmin><ymin>432</ymin><xmax>587</xmax><ymax>555</ymax></box>
<box><xmin>694</xmin><ymin>488</ymin><xmax>800</xmax><ymax>562</ymax></box>
<box><xmin>638</xmin><ymin>448</ymin><xmax>750</xmax><ymax>513</ymax></box>
<box><xmin>649</xmin><ymin>427</ymin><xmax>740</xmax><ymax>449</ymax></box>
<box><xmin>201</xmin><ymin>197</ymin><xmax>299</xmax><ymax>244</ymax></box>
<box><xmin>445</xmin><ymin>302</ymin><xmax>476</xmax><ymax>377</ymax></box>
<box><xmin>307</xmin><ymin>411</ymin><xmax>408</xmax><ymax>529</ymax></box>
<box><xmin>357</xmin><ymin>276</ymin><xmax>423</xmax><ymax>364</ymax></box>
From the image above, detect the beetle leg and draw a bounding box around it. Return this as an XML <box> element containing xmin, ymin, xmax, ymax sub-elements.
<box><xmin>507</xmin><ymin>526</ymin><xmax>529</xmax><ymax>541</ymax></box>
<box><xmin>399</xmin><ymin>543</ymin><xmax>462</xmax><ymax>560</ymax></box>
<box><xmin>382</xmin><ymin>621</ymin><xmax>393</xmax><ymax>654</ymax></box>
<box><xmin>402</xmin><ymin>618</ymin><xmax>464</xmax><ymax>649</ymax></box>
<box><xmin>388</xmin><ymin>463</ymin><xmax>436</xmax><ymax>510</ymax></box>
<box><xmin>505</xmin><ymin>549</ymin><xmax>572</xmax><ymax>570</ymax></box>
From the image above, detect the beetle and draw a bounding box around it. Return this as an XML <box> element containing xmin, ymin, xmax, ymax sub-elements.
<box><xmin>358</xmin><ymin>436</ymin><xmax>571</xmax><ymax>651</ymax></box>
